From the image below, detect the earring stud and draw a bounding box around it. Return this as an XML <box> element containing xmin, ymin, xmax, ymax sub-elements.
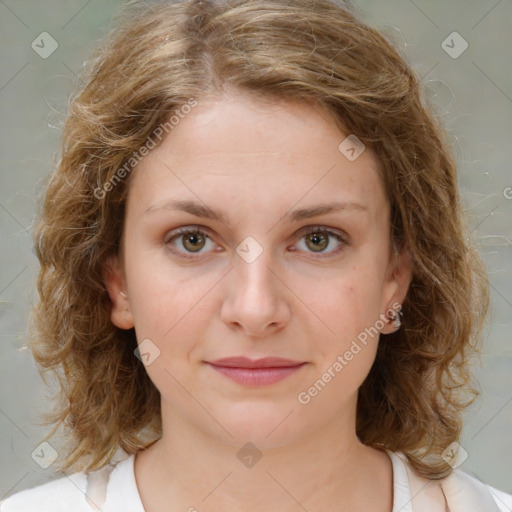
<box><xmin>386</xmin><ymin>308</ymin><xmax>403</xmax><ymax>330</ymax></box>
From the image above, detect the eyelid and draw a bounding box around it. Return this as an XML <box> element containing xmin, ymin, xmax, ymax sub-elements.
<box><xmin>164</xmin><ymin>224</ymin><xmax>215</xmax><ymax>244</ymax></box>
<box><xmin>164</xmin><ymin>224</ymin><xmax>348</xmax><ymax>241</ymax></box>
<box><xmin>295</xmin><ymin>224</ymin><xmax>348</xmax><ymax>241</ymax></box>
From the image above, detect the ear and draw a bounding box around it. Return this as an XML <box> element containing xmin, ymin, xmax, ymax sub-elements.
<box><xmin>380</xmin><ymin>243</ymin><xmax>413</xmax><ymax>335</ymax></box>
<box><xmin>103</xmin><ymin>254</ymin><xmax>134</xmax><ymax>330</ymax></box>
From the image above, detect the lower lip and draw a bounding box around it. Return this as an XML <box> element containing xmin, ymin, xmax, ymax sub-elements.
<box><xmin>207</xmin><ymin>363</ymin><xmax>306</xmax><ymax>387</ymax></box>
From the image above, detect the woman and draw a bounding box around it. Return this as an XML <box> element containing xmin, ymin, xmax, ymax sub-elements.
<box><xmin>2</xmin><ymin>0</ymin><xmax>511</xmax><ymax>510</ymax></box>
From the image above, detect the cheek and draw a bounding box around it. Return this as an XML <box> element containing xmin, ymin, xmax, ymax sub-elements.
<box><xmin>125</xmin><ymin>251</ymin><xmax>210</xmax><ymax>360</ymax></box>
<box><xmin>128</xmin><ymin>272</ymin><xmax>208</xmax><ymax>399</ymax></box>
<box><xmin>303</xmin><ymin>278</ymin><xmax>384</xmax><ymax>405</ymax></box>
<box><xmin>317</xmin><ymin>267</ymin><xmax>385</xmax><ymax>343</ymax></box>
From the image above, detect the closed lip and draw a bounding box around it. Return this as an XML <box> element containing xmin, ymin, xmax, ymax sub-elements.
<box><xmin>207</xmin><ymin>357</ymin><xmax>305</xmax><ymax>368</ymax></box>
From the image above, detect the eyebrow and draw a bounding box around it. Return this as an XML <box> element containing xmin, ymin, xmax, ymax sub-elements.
<box><xmin>144</xmin><ymin>199</ymin><xmax>368</xmax><ymax>226</ymax></box>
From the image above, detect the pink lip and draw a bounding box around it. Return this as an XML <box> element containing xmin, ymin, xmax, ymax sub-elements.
<box><xmin>206</xmin><ymin>357</ymin><xmax>307</xmax><ymax>387</ymax></box>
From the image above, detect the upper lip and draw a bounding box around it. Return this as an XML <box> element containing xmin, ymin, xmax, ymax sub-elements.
<box><xmin>207</xmin><ymin>357</ymin><xmax>305</xmax><ymax>368</ymax></box>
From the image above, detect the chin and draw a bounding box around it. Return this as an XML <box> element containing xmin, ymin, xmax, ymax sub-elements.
<box><xmin>204</xmin><ymin>402</ymin><xmax>309</xmax><ymax>449</ymax></box>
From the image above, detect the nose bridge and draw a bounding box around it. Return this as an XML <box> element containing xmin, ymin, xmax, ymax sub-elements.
<box><xmin>233</xmin><ymin>235</ymin><xmax>277</xmax><ymax>300</ymax></box>
<box><xmin>220</xmin><ymin>234</ymin><xmax>289</xmax><ymax>334</ymax></box>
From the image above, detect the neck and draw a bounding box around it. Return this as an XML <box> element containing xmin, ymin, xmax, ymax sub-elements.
<box><xmin>134</xmin><ymin>399</ymin><xmax>393</xmax><ymax>512</ymax></box>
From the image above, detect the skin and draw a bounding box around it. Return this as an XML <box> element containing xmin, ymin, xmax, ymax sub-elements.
<box><xmin>104</xmin><ymin>87</ymin><xmax>412</xmax><ymax>512</ymax></box>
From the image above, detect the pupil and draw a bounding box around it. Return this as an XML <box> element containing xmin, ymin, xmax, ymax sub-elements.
<box><xmin>309</xmin><ymin>233</ymin><xmax>327</xmax><ymax>251</ymax></box>
<box><xmin>185</xmin><ymin>233</ymin><xmax>204</xmax><ymax>251</ymax></box>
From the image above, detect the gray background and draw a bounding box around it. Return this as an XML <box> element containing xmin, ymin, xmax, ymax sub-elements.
<box><xmin>1</xmin><ymin>0</ymin><xmax>511</xmax><ymax>500</ymax></box>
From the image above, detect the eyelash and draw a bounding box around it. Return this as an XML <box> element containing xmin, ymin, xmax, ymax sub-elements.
<box><xmin>164</xmin><ymin>225</ymin><xmax>348</xmax><ymax>260</ymax></box>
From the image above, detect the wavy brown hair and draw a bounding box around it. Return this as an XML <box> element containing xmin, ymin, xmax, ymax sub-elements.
<box><xmin>31</xmin><ymin>0</ymin><xmax>489</xmax><ymax>478</ymax></box>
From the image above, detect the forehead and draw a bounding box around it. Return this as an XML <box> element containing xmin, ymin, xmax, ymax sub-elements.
<box><xmin>127</xmin><ymin>90</ymin><xmax>387</xmax><ymax>221</ymax></box>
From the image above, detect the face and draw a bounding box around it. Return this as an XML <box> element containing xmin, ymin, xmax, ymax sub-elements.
<box><xmin>104</xmin><ymin>89</ymin><xmax>411</xmax><ymax>449</ymax></box>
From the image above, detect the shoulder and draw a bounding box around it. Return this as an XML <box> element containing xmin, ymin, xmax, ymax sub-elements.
<box><xmin>390</xmin><ymin>451</ymin><xmax>512</xmax><ymax>512</ymax></box>
<box><xmin>0</xmin><ymin>453</ymin><xmax>143</xmax><ymax>512</ymax></box>
<box><xmin>0</xmin><ymin>471</ymin><xmax>90</xmax><ymax>512</ymax></box>
<box><xmin>439</xmin><ymin>464</ymin><xmax>512</xmax><ymax>512</ymax></box>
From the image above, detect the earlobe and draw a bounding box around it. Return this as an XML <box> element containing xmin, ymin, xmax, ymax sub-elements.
<box><xmin>102</xmin><ymin>254</ymin><xmax>134</xmax><ymax>330</ymax></box>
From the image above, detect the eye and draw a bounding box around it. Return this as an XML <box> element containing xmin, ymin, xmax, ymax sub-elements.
<box><xmin>165</xmin><ymin>224</ymin><xmax>348</xmax><ymax>259</ymax></box>
<box><xmin>293</xmin><ymin>226</ymin><xmax>347</xmax><ymax>257</ymax></box>
<box><xmin>165</xmin><ymin>226</ymin><xmax>216</xmax><ymax>258</ymax></box>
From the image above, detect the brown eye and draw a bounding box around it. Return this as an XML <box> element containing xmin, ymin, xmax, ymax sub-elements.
<box><xmin>295</xmin><ymin>226</ymin><xmax>347</xmax><ymax>256</ymax></box>
<box><xmin>304</xmin><ymin>232</ymin><xmax>329</xmax><ymax>252</ymax></box>
<box><xmin>165</xmin><ymin>227</ymin><xmax>214</xmax><ymax>257</ymax></box>
<box><xmin>182</xmin><ymin>231</ymin><xmax>206</xmax><ymax>252</ymax></box>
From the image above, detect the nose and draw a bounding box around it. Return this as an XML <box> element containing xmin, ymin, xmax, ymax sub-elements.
<box><xmin>219</xmin><ymin>245</ymin><xmax>291</xmax><ymax>338</ymax></box>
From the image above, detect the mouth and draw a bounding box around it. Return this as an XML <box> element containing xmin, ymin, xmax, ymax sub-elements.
<box><xmin>205</xmin><ymin>357</ymin><xmax>307</xmax><ymax>387</ymax></box>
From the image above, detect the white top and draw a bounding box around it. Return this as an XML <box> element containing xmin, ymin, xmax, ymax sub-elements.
<box><xmin>1</xmin><ymin>451</ymin><xmax>511</xmax><ymax>511</ymax></box>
